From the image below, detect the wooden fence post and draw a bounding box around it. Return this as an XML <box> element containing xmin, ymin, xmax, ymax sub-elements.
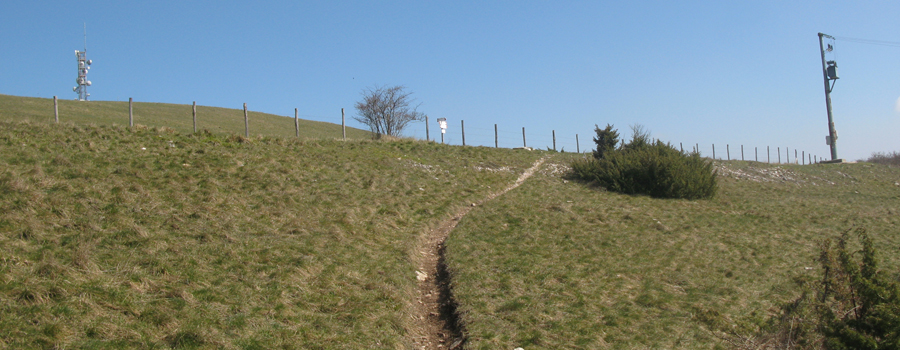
<box><xmin>461</xmin><ymin>120</ymin><xmax>466</xmax><ymax>146</ymax></box>
<box><xmin>129</xmin><ymin>97</ymin><xmax>133</xmax><ymax>127</ymax></box>
<box><xmin>795</xmin><ymin>149</ymin><xmax>798</xmax><ymax>164</ymax></box>
<box><xmin>777</xmin><ymin>147</ymin><xmax>781</xmax><ymax>164</ymax></box>
<box><xmin>243</xmin><ymin>103</ymin><xmax>249</xmax><ymax>138</ymax></box>
<box><xmin>295</xmin><ymin>108</ymin><xmax>299</xmax><ymax>138</ymax></box>
<box><xmin>522</xmin><ymin>127</ymin><xmax>526</xmax><ymax>148</ymax></box>
<box><xmin>577</xmin><ymin>134</ymin><xmax>580</xmax><ymax>153</ymax></box>
<box><xmin>712</xmin><ymin>144</ymin><xmax>716</xmax><ymax>159</ymax></box>
<box><xmin>552</xmin><ymin>130</ymin><xmax>556</xmax><ymax>151</ymax></box>
<box><xmin>53</xmin><ymin>96</ymin><xmax>58</xmax><ymax>123</ymax></box>
<box><xmin>767</xmin><ymin>146</ymin><xmax>770</xmax><ymax>163</ymax></box>
<box><xmin>494</xmin><ymin>124</ymin><xmax>498</xmax><ymax>148</ymax></box>
<box><xmin>741</xmin><ymin>145</ymin><xmax>744</xmax><ymax>161</ymax></box>
<box><xmin>727</xmin><ymin>144</ymin><xmax>730</xmax><ymax>160</ymax></box>
<box><xmin>192</xmin><ymin>101</ymin><xmax>197</xmax><ymax>133</ymax></box>
<box><xmin>425</xmin><ymin>115</ymin><xmax>430</xmax><ymax>141</ymax></box>
<box><xmin>341</xmin><ymin>108</ymin><xmax>346</xmax><ymax>140</ymax></box>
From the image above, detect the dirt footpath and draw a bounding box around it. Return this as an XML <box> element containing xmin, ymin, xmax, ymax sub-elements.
<box><xmin>410</xmin><ymin>158</ymin><xmax>545</xmax><ymax>350</ymax></box>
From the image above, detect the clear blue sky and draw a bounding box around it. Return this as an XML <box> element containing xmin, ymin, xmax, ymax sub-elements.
<box><xmin>3</xmin><ymin>1</ymin><xmax>899</xmax><ymax>161</ymax></box>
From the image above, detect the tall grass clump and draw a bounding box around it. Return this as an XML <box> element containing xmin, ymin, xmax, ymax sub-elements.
<box><xmin>571</xmin><ymin>124</ymin><xmax>716</xmax><ymax>199</ymax></box>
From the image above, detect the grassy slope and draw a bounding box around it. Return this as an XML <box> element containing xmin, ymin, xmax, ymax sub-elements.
<box><xmin>446</xmin><ymin>155</ymin><xmax>900</xmax><ymax>349</ymax></box>
<box><xmin>0</xmin><ymin>119</ymin><xmax>543</xmax><ymax>349</ymax></box>
<box><xmin>4</xmin><ymin>94</ymin><xmax>899</xmax><ymax>349</ymax></box>
<box><xmin>0</xmin><ymin>94</ymin><xmax>371</xmax><ymax>140</ymax></box>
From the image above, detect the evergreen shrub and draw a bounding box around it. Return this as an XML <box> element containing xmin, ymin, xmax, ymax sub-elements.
<box><xmin>747</xmin><ymin>228</ymin><xmax>900</xmax><ymax>349</ymax></box>
<box><xmin>817</xmin><ymin>229</ymin><xmax>900</xmax><ymax>350</ymax></box>
<box><xmin>572</xmin><ymin>125</ymin><xmax>717</xmax><ymax>200</ymax></box>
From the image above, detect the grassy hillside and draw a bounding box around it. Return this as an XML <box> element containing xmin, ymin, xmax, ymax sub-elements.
<box><xmin>446</xmin><ymin>156</ymin><xmax>900</xmax><ymax>349</ymax></box>
<box><xmin>0</xmin><ymin>94</ymin><xmax>371</xmax><ymax>140</ymax></box>
<box><xmin>3</xmin><ymin>93</ymin><xmax>899</xmax><ymax>349</ymax></box>
<box><xmin>0</xmin><ymin>120</ymin><xmax>543</xmax><ymax>348</ymax></box>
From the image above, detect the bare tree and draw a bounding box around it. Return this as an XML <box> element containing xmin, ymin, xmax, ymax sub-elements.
<box><xmin>354</xmin><ymin>85</ymin><xmax>424</xmax><ymax>138</ymax></box>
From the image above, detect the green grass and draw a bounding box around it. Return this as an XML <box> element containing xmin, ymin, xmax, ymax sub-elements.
<box><xmin>0</xmin><ymin>93</ymin><xmax>372</xmax><ymax>139</ymax></box>
<box><xmin>446</xmin><ymin>156</ymin><xmax>900</xmax><ymax>349</ymax></box>
<box><xmin>4</xmin><ymin>94</ymin><xmax>900</xmax><ymax>348</ymax></box>
<box><xmin>0</xmin><ymin>119</ymin><xmax>543</xmax><ymax>348</ymax></box>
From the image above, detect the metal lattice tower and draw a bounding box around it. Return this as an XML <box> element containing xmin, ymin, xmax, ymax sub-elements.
<box><xmin>73</xmin><ymin>24</ymin><xmax>92</xmax><ymax>101</ymax></box>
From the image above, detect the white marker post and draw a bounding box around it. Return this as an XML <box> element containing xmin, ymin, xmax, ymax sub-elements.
<box><xmin>437</xmin><ymin>118</ymin><xmax>447</xmax><ymax>144</ymax></box>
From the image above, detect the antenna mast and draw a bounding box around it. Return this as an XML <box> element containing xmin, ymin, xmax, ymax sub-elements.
<box><xmin>73</xmin><ymin>23</ymin><xmax>92</xmax><ymax>101</ymax></box>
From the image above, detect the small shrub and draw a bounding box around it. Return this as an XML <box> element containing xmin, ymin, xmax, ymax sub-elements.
<box><xmin>747</xmin><ymin>228</ymin><xmax>900</xmax><ymax>349</ymax></box>
<box><xmin>571</xmin><ymin>157</ymin><xmax>601</xmax><ymax>182</ymax></box>
<box><xmin>591</xmin><ymin>124</ymin><xmax>619</xmax><ymax>160</ymax></box>
<box><xmin>572</xmin><ymin>125</ymin><xmax>717</xmax><ymax>199</ymax></box>
<box><xmin>818</xmin><ymin>228</ymin><xmax>900</xmax><ymax>350</ymax></box>
<box><xmin>864</xmin><ymin>151</ymin><xmax>900</xmax><ymax>167</ymax></box>
<box><xmin>621</xmin><ymin>124</ymin><xmax>651</xmax><ymax>153</ymax></box>
<box><xmin>593</xmin><ymin>141</ymin><xmax>716</xmax><ymax>199</ymax></box>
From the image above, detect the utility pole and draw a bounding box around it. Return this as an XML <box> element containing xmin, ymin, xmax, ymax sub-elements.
<box><xmin>818</xmin><ymin>33</ymin><xmax>840</xmax><ymax>161</ymax></box>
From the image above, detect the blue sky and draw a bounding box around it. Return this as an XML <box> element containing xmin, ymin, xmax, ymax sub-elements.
<box><xmin>3</xmin><ymin>1</ymin><xmax>899</xmax><ymax>161</ymax></box>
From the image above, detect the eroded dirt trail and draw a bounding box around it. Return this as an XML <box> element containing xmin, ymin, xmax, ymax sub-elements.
<box><xmin>410</xmin><ymin>158</ymin><xmax>545</xmax><ymax>350</ymax></box>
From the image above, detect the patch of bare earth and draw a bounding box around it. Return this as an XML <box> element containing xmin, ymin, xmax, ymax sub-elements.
<box><xmin>714</xmin><ymin>162</ymin><xmax>836</xmax><ymax>185</ymax></box>
<box><xmin>409</xmin><ymin>158</ymin><xmax>545</xmax><ymax>350</ymax></box>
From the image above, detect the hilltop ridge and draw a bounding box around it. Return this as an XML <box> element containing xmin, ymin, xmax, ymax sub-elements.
<box><xmin>0</xmin><ymin>94</ymin><xmax>371</xmax><ymax>140</ymax></box>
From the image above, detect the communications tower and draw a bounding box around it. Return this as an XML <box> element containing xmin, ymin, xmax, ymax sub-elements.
<box><xmin>73</xmin><ymin>24</ymin><xmax>92</xmax><ymax>101</ymax></box>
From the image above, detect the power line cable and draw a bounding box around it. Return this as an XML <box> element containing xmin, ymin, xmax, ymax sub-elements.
<box><xmin>833</xmin><ymin>36</ymin><xmax>900</xmax><ymax>48</ymax></box>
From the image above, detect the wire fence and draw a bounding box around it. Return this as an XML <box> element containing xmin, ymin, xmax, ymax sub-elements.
<box><xmin>50</xmin><ymin>96</ymin><xmax>829</xmax><ymax>165</ymax></box>
<box><xmin>679</xmin><ymin>143</ymin><xmax>826</xmax><ymax>165</ymax></box>
<box><xmin>424</xmin><ymin>118</ymin><xmax>584</xmax><ymax>153</ymax></box>
<box><xmin>424</xmin><ymin>117</ymin><xmax>828</xmax><ymax>165</ymax></box>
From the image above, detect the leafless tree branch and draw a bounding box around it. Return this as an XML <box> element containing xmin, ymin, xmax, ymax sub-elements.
<box><xmin>354</xmin><ymin>85</ymin><xmax>424</xmax><ymax>138</ymax></box>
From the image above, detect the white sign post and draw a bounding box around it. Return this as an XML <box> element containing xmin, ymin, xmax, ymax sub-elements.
<box><xmin>437</xmin><ymin>118</ymin><xmax>447</xmax><ymax>144</ymax></box>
